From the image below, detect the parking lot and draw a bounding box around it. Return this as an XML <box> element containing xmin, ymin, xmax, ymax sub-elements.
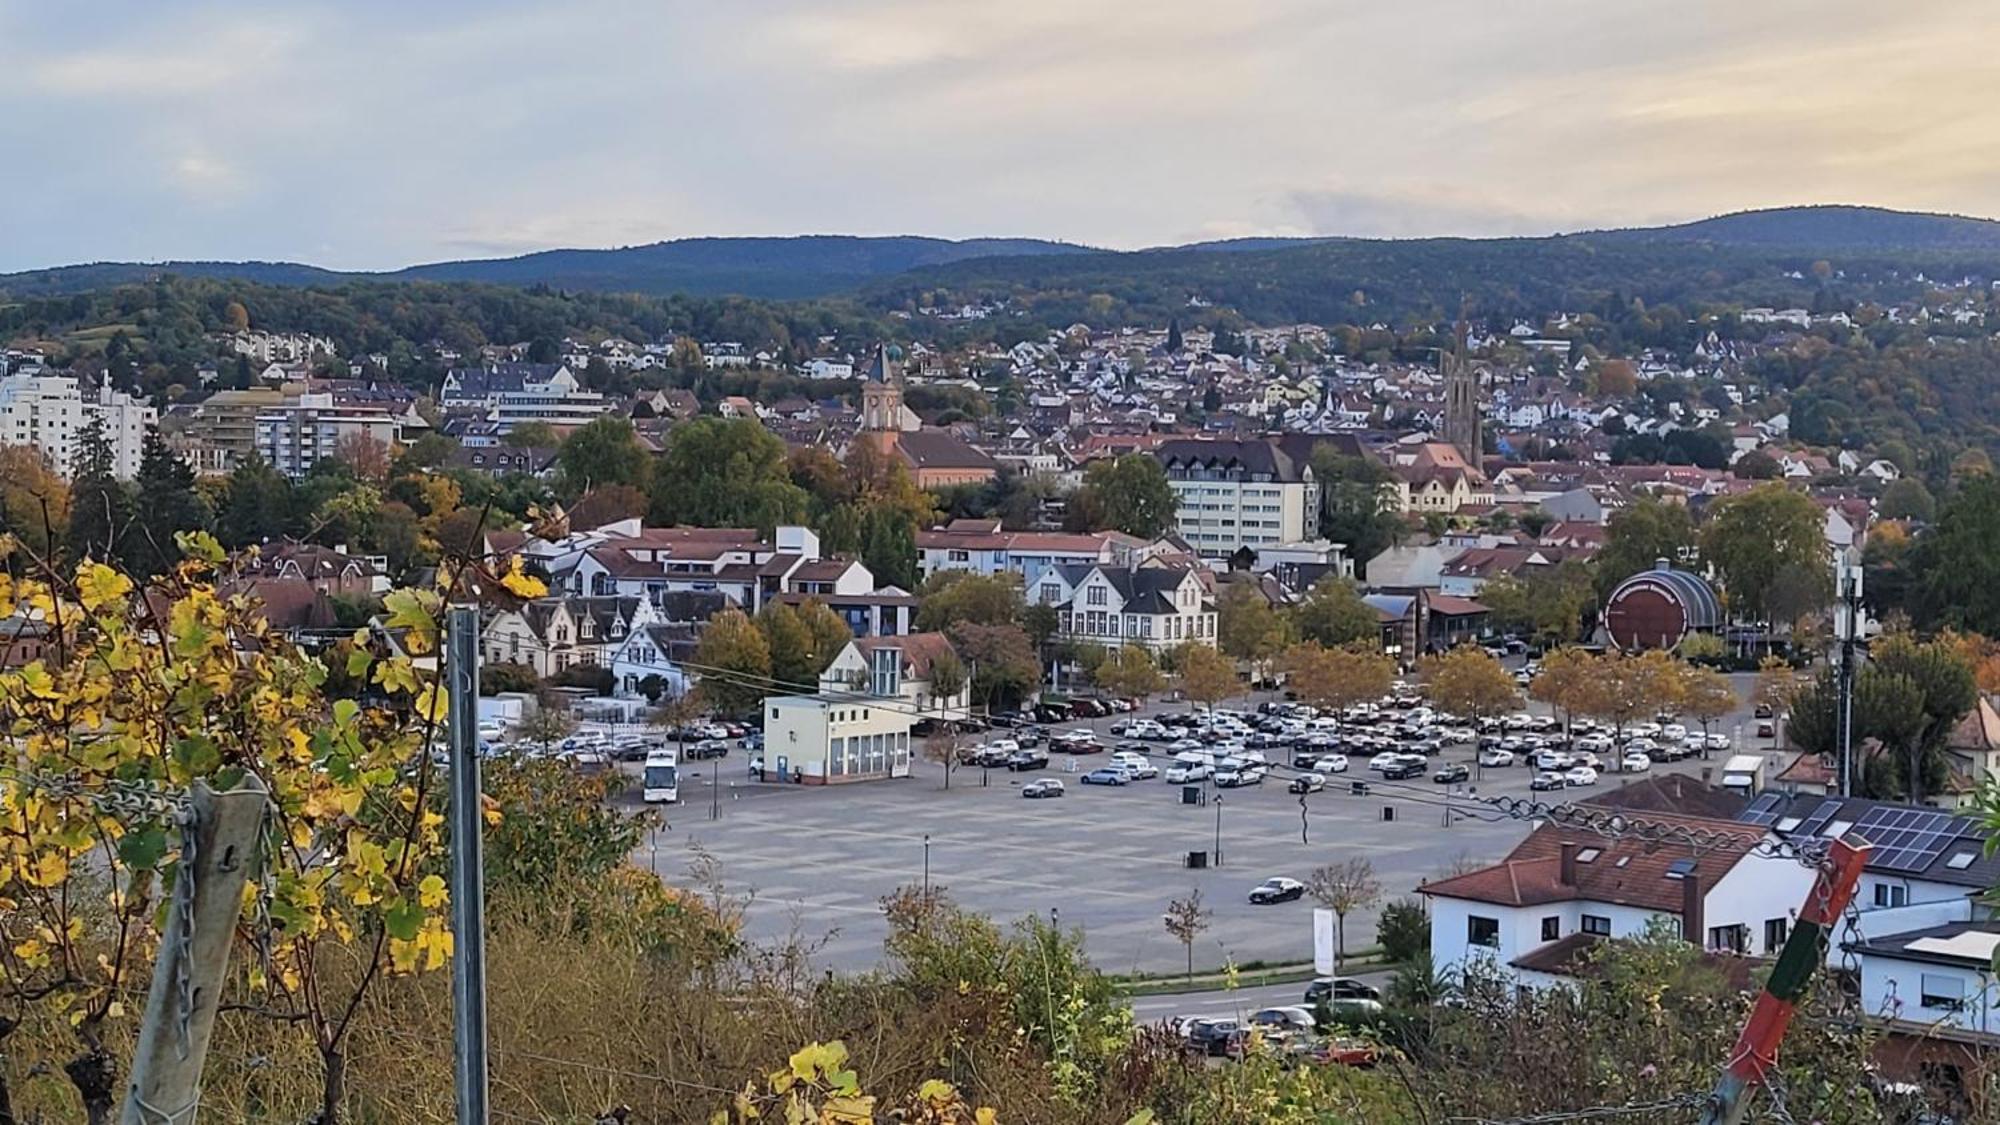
<box><xmin>631</xmin><ymin>673</ymin><xmax>1776</xmax><ymax>975</ymax></box>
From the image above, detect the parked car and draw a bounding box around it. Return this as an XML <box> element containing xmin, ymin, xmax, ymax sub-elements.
<box><xmin>1314</xmin><ymin>753</ymin><xmax>1350</xmax><ymax>774</ymax></box>
<box><xmin>1381</xmin><ymin>759</ymin><xmax>1425</xmax><ymax>780</ymax></box>
<box><xmin>1563</xmin><ymin>765</ymin><xmax>1599</xmax><ymax>787</ymax></box>
<box><xmin>1108</xmin><ymin>752</ymin><xmax>1157</xmax><ymax>779</ymax></box>
<box><xmin>1754</xmin><ymin>702</ymin><xmax>1775</xmax><ymax>719</ymax></box>
<box><xmin>1005</xmin><ymin>750</ymin><xmax>1050</xmax><ymax>772</ymax></box>
<box><xmin>1081</xmin><ymin>766</ymin><xmax>1131</xmax><ymax>786</ymax></box>
<box><xmin>1248</xmin><ymin>876</ymin><xmax>1306</xmax><ymax>904</ymax></box>
<box><xmin>1433</xmin><ymin>763</ymin><xmax>1469</xmax><ymax>784</ymax></box>
<box><xmin>1288</xmin><ymin>773</ymin><xmax>1327</xmax><ymax>794</ymax></box>
<box><xmin>1529</xmin><ymin>771</ymin><xmax>1568</xmax><ymax>792</ymax></box>
<box><xmin>1477</xmin><ymin>747</ymin><xmax>1515</xmax><ymax>768</ymax></box>
<box><xmin>1214</xmin><ymin>760</ymin><xmax>1268</xmax><ymax>787</ymax></box>
<box><xmin>1184</xmin><ymin>1018</ymin><xmax>1247</xmax><ymax>1058</ymax></box>
<box><xmin>1300</xmin><ymin>1037</ymin><xmax>1384</xmax><ymax>1068</ymax></box>
<box><xmin>1021</xmin><ymin>778</ymin><xmax>1065</xmax><ymax>799</ymax></box>
<box><xmin>687</xmin><ymin>739</ymin><xmax>730</xmax><ymax>760</ymax></box>
<box><xmin>1248</xmin><ymin>1007</ymin><xmax>1317</xmax><ymax>1037</ymax></box>
<box><xmin>1621</xmin><ymin>751</ymin><xmax>1653</xmax><ymax>773</ymax></box>
<box><xmin>1304</xmin><ymin>977</ymin><xmax>1382</xmax><ymax>1005</ymax></box>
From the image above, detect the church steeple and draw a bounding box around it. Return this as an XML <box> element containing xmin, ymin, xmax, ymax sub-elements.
<box><xmin>861</xmin><ymin>344</ymin><xmax>905</xmax><ymax>454</ymax></box>
<box><xmin>1442</xmin><ymin>320</ymin><xmax>1483</xmax><ymax>469</ymax></box>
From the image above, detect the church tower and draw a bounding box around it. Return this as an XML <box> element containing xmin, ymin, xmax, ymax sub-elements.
<box><xmin>1442</xmin><ymin>321</ymin><xmax>1483</xmax><ymax>469</ymax></box>
<box><xmin>860</xmin><ymin>344</ymin><xmax>905</xmax><ymax>455</ymax></box>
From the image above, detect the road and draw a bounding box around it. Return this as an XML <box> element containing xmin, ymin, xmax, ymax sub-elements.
<box><xmin>1126</xmin><ymin>968</ymin><xmax>1396</xmax><ymax>1023</ymax></box>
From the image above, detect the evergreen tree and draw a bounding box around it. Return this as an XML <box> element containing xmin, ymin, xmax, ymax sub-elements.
<box><xmin>218</xmin><ymin>454</ymin><xmax>297</xmax><ymax>548</ymax></box>
<box><xmin>860</xmin><ymin>506</ymin><xmax>918</xmax><ymax>590</ymax></box>
<box><xmin>64</xmin><ymin>415</ymin><xmax>132</xmax><ymax>563</ymax></box>
<box><xmin>127</xmin><ymin>431</ymin><xmax>211</xmax><ymax>578</ymax></box>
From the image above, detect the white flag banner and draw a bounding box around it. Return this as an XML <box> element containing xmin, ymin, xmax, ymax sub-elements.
<box><xmin>1313</xmin><ymin>908</ymin><xmax>1335</xmax><ymax>976</ymax></box>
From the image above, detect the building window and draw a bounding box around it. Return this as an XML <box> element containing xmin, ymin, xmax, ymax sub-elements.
<box><xmin>1540</xmin><ymin>916</ymin><xmax>1560</xmax><ymax>942</ymax></box>
<box><xmin>1873</xmin><ymin>883</ymin><xmax>1908</xmax><ymax>909</ymax></box>
<box><xmin>1040</xmin><ymin>584</ymin><xmax>1060</xmax><ymax>604</ymax></box>
<box><xmin>947</xmin><ymin>549</ymin><xmax>970</xmax><ymax>562</ymax></box>
<box><xmin>1763</xmin><ymin>917</ymin><xmax>1789</xmax><ymax>953</ymax></box>
<box><xmin>1467</xmin><ymin>916</ymin><xmax>1499</xmax><ymax>948</ymax></box>
<box><xmin>1581</xmin><ymin>914</ymin><xmax>1611</xmax><ymax>937</ymax></box>
<box><xmin>1087</xmin><ymin>586</ymin><xmax>1107</xmax><ymax>607</ymax></box>
<box><xmin>1708</xmin><ymin>924</ymin><xmax>1749</xmax><ymax>954</ymax></box>
<box><xmin>1920</xmin><ymin>973</ymin><xmax>1968</xmax><ymax>1011</ymax></box>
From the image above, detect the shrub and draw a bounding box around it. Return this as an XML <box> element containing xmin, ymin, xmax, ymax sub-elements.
<box><xmin>1377</xmin><ymin>898</ymin><xmax>1431</xmax><ymax>964</ymax></box>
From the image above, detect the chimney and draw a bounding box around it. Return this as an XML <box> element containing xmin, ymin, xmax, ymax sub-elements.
<box><xmin>1558</xmin><ymin>841</ymin><xmax>1578</xmax><ymax>886</ymax></box>
<box><xmin>1681</xmin><ymin>873</ymin><xmax>1704</xmax><ymax>948</ymax></box>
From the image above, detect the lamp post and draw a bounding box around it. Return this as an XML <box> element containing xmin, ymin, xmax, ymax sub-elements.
<box><xmin>922</xmin><ymin>834</ymin><xmax>931</xmax><ymax>894</ymax></box>
<box><xmin>1213</xmin><ymin>795</ymin><xmax>1225</xmax><ymax>867</ymax></box>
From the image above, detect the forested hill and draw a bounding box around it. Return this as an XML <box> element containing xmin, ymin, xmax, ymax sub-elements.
<box><xmin>1584</xmin><ymin>205</ymin><xmax>2000</xmax><ymax>251</ymax></box>
<box><xmin>0</xmin><ymin>235</ymin><xmax>1091</xmax><ymax>301</ymax></box>
<box><xmin>6</xmin><ymin>206</ymin><xmax>2000</xmax><ymax>307</ymax></box>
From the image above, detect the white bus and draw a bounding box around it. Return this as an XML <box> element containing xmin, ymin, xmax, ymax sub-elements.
<box><xmin>642</xmin><ymin>749</ymin><xmax>680</xmax><ymax>804</ymax></box>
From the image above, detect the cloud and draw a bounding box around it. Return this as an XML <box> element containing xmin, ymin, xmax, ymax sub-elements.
<box><xmin>1</xmin><ymin>0</ymin><xmax>1999</xmax><ymax>271</ymax></box>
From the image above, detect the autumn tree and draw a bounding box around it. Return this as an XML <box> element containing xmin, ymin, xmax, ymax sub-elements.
<box><xmin>915</xmin><ymin>572</ymin><xmax>1025</xmax><ymax>631</ymax></box>
<box><xmin>1162</xmin><ymin>889</ymin><xmax>1212</xmax><ymax>984</ymax></box>
<box><xmin>1307</xmin><ymin>858</ymin><xmax>1382</xmax><ymax>972</ymax></box>
<box><xmin>1529</xmin><ymin>646</ymin><xmax>1597</xmax><ymax>739</ymax></box>
<box><xmin>1093</xmin><ymin>644</ymin><xmax>1167</xmax><ymax>703</ymax></box>
<box><xmin>1593</xmin><ymin>497</ymin><xmax>1696</xmax><ymax>598</ymax></box>
<box><xmin>1289</xmin><ymin>574</ymin><xmax>1380</xmax><ymax>647</ymax></box>
<box><xmin>1701</xmin><ymin>483</ymin><xmax>1832</xmax><ymax>627</ymax></box>
<box><xmin>1283</xmin><ymin>642</ymin><xmax>1393</xmax><ymax>715</ymax></box>
<box><xmin>1065</xmin><ymin>454</ymin><xmax>1178</xmax><ymax>538</ymax></box>
<box><xmin>1422</xmin><ymin>647</ymin><xmax>1520</xmax><ymax>770</ymax></box>
<box><xmin>948</xmin><ymin>622</ymin><xmax>1041</xmax><ymax>712</ymax></box>
<box><xmin>0</xmin><ymin>445</ymin><xmax>71</xmax><ymax>560</ymax></box>
<box><xmin>1216</xmin><ymin>583</ymin><xmax>1288</xmax><ymax>681</ymax></box>
<box><xmin>334</xmin><ymin>430</ymin><xmax>393</xmax><ymax>483</ymax></box>
<box><xmin>693</xmin><ymin>608</ymin><xmax>774</xmax><ymax>716</ymax></box>
<box><xmin>1678</xmin><ymin>664</ymin><xmax>1737</xmax><ymax>755</ymax></box>
<box><xmin>1175</xmin><ymin>642</ymin><xmax>1238</xmax><ymax>712</ymax></box>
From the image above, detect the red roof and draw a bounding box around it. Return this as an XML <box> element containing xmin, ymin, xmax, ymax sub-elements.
<box><xmin>1420</xmin><ymin>815</ymin><xmax>1763</xmax><ymax>913</ymax></box>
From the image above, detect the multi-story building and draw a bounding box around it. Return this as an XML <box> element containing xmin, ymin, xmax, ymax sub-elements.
<box><xmin>915</xmin><ymin>519</ymin><xmax>1145</xmax><ymax>585</ymax></box>
<box><xmin>1152</xmin><ymin>438</ymin><xmax>1319</xmax><ymax>559</ymax></box>
<box><xmin>1029</xmin><ymin>562</ymin><xmax>1217</xmax><ymax>652</ymax></box>
<box><xmin>181</xmin><ymin>387</ymin><xmax>286</xmax><ymax>474</ymax></box>
<box><xmin>441</xmin><ymin>362</ymin><xmax>611</xmax><ymax>432</ymax></box>
<box><xmin>0</xmin><ymin>372</ymin><xmax>155</xmax><ymax>479</ymax></box>
<box><xmin>254</xmin><ymin>394</ymin><xmax>401</xmax><ymax>478</ymax></box>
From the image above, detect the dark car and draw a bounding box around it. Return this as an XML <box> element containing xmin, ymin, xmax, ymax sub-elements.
<box><xmin>1432</xmin><ymin>763</ymin><xmax>1469</xmax><ymax>784</ymax></box>
<box><xmin>1005</xmin><ymin>750</ymin><xmax>1050</xmax><ymax>772</ymax></box>
<box><xmin>1754</xmin><ymin>702</ymin><xmax>1775</xmax><ymax>719</ymax></box>
<box><xmin>1184</xmin><ymin>1018</ymin><xmax>1246</xmax><ymax>1058</ymax></box>
<box><xmin>1304</xmin><ymin>977</ymin><xmax>1382</xmax><ymax>1006</ymax></box>
<box><xmin>1071</xmin><ymin>698</ymin><xmax>1107</xmax><ymax>719</ymax></box>
<box><xmin>1248</xmin><ymin>876</ymin><xmax>1306</xmax><ymax>904</ymax></box>
<box><xmin>1382</xmin><ymin>760</ymin><xmax>1424</xmax><ymax>780</ymax></box>
<box><xmin>688</xmin><ymin>739</ymin><xmax>730</xmax><ymax>760</ymax></box>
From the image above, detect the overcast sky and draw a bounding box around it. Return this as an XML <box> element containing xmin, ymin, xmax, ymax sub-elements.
<box><xmin>4</xmin><ymin>0</ymin><xmax>1998</xmax><ymax>272</ymax></box>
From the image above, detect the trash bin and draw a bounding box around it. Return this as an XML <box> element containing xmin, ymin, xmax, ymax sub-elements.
<box><xmin>1185</xmin><ymin>850</ymin><xmax>1208</xmax><ymax>869</ymax></box>
<box><xmin>1382</xmin><ymin>805</ymin><xmax>1396</xmax><ymax>822</ymax></box>
<box><xmin>1181</xmin><ymin>785</ymin><xmax>1203</xmax><ymax>806</ymax></box>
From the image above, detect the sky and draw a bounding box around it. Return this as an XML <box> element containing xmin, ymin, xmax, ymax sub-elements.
<box><xmin>4</xmin><ymin>0</ymin><xmax>1999</xmax><ymax>272</ymax></box>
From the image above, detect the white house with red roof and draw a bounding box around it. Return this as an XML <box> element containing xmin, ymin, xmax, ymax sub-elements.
<box><xmin>1420</xmin><ymin>815</ymin><xmax>1814</xmax><ymax>990</ymax></box>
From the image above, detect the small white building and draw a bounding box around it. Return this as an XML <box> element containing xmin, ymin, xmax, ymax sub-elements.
<box><xmin>818</xmin><ymin>633</ymin><xmax>969</xmax><ymax>723</ymax></box>
<box><xmin>760</xmin><ymin>694</ymin><xmax>912</xmax><ymax>784</ymax></box>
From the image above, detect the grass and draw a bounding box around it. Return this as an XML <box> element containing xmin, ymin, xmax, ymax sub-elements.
<box><xmin>1112</xmin><ymin>947</ymin><xmax>1389</xmax><ymax>997</ymax></box>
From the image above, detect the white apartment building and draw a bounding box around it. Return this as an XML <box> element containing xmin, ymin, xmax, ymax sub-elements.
<box><xmin>1030</xmin><ymin>562</ymin><xmax>1217</xmax><ymax>653</ymax></box>
<box><xmin>0</xmin><ymin>372</ymin><xmax>154</xmax><ymax>480</ymax></box>
<box><xmin>440</xmin><ymin>362</ymin><xmax>611</xmax><ymax>431</ymax></box>
<box><xmin>254</xmin><ymin>394</ymin><xmax>401</xmax><ymax>478</ymax></box>
<box><xmin>1152</xmin><ymin>438</ymin><xmax>1319</xmax><ymax>558</ymax></box>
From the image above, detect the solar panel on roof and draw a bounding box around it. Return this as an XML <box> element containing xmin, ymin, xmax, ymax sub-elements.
<box><xmin>1794</xmin><ymin>800</ymin><xmax>1843</xmax><ymax>838</ymax></box>
<box><xmin>1850</xmin><ymin>806</ymin><xmax>1969</xmax><ymax>874</ymax></box>
<box><xmin>1741</xmin><ymin>791</ymin><xmax>1785</xmax><ymax>826</ymax></box>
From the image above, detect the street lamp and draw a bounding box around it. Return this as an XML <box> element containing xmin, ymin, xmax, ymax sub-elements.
<box><xmin>1213</xmin><ymin>795</ymin><xmax>1225</xmax><ymax>867</ymax></box>
<box><xmin>922</xmin><ymin>834</ymin><xmax>931</xmax><ymax>894</ymax></box>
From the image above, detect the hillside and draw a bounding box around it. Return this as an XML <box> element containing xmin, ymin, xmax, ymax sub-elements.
<box><xmin>1585</xmin><ymin>204</ymin><xmax>2000</xmax><ymax>251</ymax></box>
<box><xmin>0</xmin><ymin>235</ymin><xmax>1090</xmax><ymax>301</ymax></box>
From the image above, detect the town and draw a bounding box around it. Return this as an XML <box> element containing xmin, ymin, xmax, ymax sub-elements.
<box><xmin>1</xmin><ymin>262</ymin><xmax>1998</xmax><ymax>1120</ymax></box>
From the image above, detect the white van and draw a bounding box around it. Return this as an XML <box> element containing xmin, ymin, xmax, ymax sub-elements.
<box><xmin>1164</xmin><ymin>751</ymin><xmax>1214</xmax><ymax>784</ymax></box>
<box><xmin>1720</xmin><ymin>753</ymin><xmax>1766</xmax><ymax>795</ymax></box>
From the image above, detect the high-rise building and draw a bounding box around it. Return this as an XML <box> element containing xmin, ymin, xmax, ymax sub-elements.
<box><xmin>0</xmin><ymin>372</ymin><xmax>154</xmax><ymax>479</ymax></box>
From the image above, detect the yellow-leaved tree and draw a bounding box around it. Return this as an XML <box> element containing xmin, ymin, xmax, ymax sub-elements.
<box><xmin>0</xmin><ymin>531</ymin><xmax>544</xmax><ymax>1122</ymax></box>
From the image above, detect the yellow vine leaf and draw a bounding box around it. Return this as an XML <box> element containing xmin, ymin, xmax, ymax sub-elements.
<box><xmin>76</xmin><ymin>563</ymin><xmax>132</xmax><ymax>610</ymax></box>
